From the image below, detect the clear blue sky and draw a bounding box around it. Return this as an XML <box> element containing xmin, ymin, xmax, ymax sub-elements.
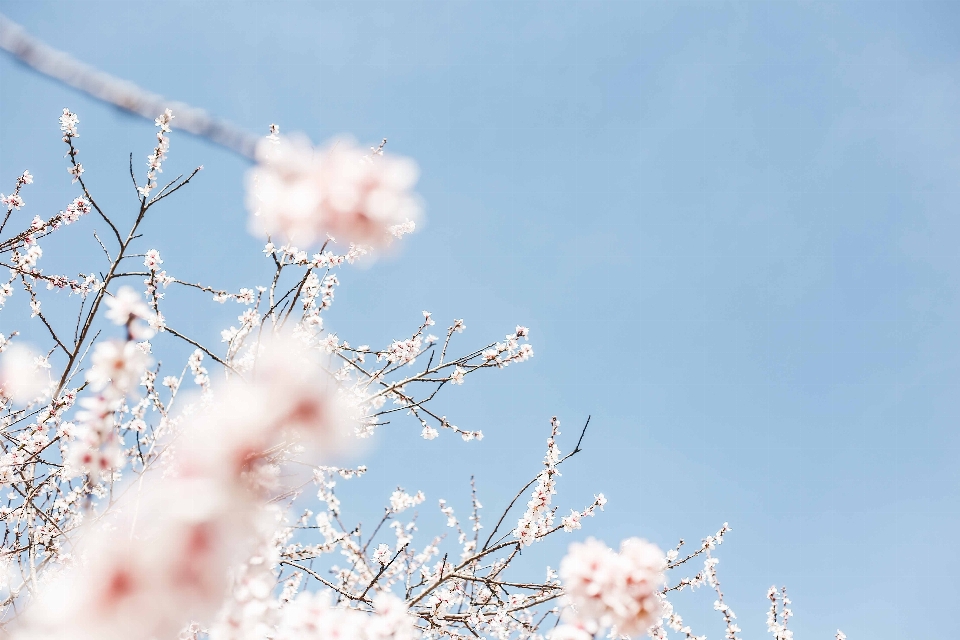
<box><xmin>1</xmin><ymin>1</ymin><xmax>958</xmax><ymax>637</ymax></box>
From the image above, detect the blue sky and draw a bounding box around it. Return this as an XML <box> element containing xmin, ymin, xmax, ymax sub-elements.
<box><xmin>2</xmin><ymin>1</ymin><xmax>959</xmax><ymax>637</ymax></box>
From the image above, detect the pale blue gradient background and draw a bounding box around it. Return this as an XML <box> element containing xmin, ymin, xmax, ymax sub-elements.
<box><xmin>1</xmin><ymin>1</ymin><xmax>959</xmax><ymax>637</ymax></box>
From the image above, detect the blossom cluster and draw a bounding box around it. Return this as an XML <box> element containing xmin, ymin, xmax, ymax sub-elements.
<box><xmin>139</xmin><ymin>108</ymin><xmax>174</xmax><ymax>198</ymax></box>
<box><xmin>514</xmin><ymin>416</ymin><xmax>563</xmax><ymax>546</ymax></box>
<box><xmin>18</xmin><ymin>335</ymin><xmax>357</xmax><ymax>640</ymax></box>
<box><xmin>0</xmin><ymin>342</ymin><xmax>47</xmax><ymax>405</ymax></box>
<box><xmin>275</xmin><ymin>591</ymin><xmax>416</xmax><ymax>640</ymax></box>
<box><xmin>766</xmin><ymin>586</ymin><xmax>793</xmax><ymax>640</ymax></box>
<box><xmin>247</xmin><ymin>132</ymin><xmax>421</xmax><ymax>247</ymax></box>
<box><xmin>555</xmin><ymin>537</ymin><xmax>666</xmax><ymax>639</ymax></box>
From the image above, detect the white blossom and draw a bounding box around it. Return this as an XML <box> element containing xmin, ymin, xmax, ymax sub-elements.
<box><xmin>59</xmin><ymin>107</ymin><xmax>79</xmax><ymax>137</ymax></box>
<box><xmin>0</xmin><ymin>343</ymin><xmax>47</xmax><ymax>404</ymax></box>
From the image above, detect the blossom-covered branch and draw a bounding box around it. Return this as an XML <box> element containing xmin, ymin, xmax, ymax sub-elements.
<box><xmin>0</xmin><ymin>100</ymin><xmax>847</xmax><ymax>640</ymax></box>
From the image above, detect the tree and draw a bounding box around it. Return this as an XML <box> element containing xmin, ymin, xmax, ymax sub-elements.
<box><xmin>0</xmin><ymin>15</ymin><xmax>842</xmax><ymax>640</ymax></box>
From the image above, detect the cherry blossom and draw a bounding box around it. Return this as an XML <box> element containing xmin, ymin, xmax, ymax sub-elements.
<box><xmin>559</xmin><ymin>536</ymin><xmax>665</xmax><ymax>637</ymax></box>
<box><xmin>0</xmin><ymin>343</ymin><xmax>47</xmax><ymax>404</ymax></box>
<box><xmin>86</xmin><ymin>339</ymin><xmax>150</xmax><ymax>398</ymax></box>
<box><xmin>105</xmin><ymin>285</ymin><xmax>157</xmax><ymax>338</ymax></box>
<box><xmin>247</xmin><ymin>134</ymin><xmax>421</xmax><ymax>247</ymax></box>
<box><xmin>59</xmin><ymin>107</ymin><xmax>79</xmax><ymax>138</ymax></box>
<box><xmin>144</xmin><ymin>249</ymin><xmax>163</xmax><ymax>269</ymax></box>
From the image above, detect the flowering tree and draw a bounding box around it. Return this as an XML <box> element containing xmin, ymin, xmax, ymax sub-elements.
<box><xmin>0</xmin><ymin>15</ymin><xmax>845</xmax><ymax>640</ymax></box>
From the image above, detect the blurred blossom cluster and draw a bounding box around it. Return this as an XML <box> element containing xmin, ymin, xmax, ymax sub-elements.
<box><xmin>19</xmin><ymin>335</ymin><xmax>355</xmax><ymax>640</ymax></box>
<box><xmin>247</xmin><ymin>131</ymin><xmax>421</xmax><ymax>248</ymax></box>
<box><xmin>555</xmin><ymin>537</ymin><xmax>665</xmax><ymax>639</ymax></box>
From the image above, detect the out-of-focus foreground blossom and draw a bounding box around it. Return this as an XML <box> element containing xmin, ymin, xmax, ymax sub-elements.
<box><xmin>274</xmin><ymin>591</ymin><xmax>417</xmax><ymax>640</ymax></box>
<box><xmin>0</xmin><ymin>342</ymin><xmax>48</xmax><ymax>405</ymax></box>
<box><xmin>246</xmin><ymin>134</ymin><xmax>421</xmax><ymax>248</ymax></box>
<box><xmin>104</xmin><ymin>285</ymin><xmax>157</xmax><ymax>339</ymax></box>
<box><xmin>15</xmin><ymin>335</ymin><xmax>358</xmax><ymax>640</ymax></box>
<box><xmin>554</xmin><ymin>537</ymin><xmax>666</xmax><ymax>639</ymax></box>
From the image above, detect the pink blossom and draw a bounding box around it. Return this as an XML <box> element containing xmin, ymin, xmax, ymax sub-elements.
<box><xmin>176</xmin><ymin>334</ymin><xmax>355</xmax><ymax>488</ymax></box>
<box><xmin>86</xmin><ymin>339</ymin><xmax>150</xmax><ymax>398</ymax></box>
<box><xmin>22</xmin><ymin>478</ymin><xmax>254</xmax><ymax>640</ymax></box>
<box><xmin>274</xmin><ymin>591</ymin><xmax>416</xmax><ymax>640</ymax></box>
<box><xmin>559</xmin><ymin>537</ymin><xmax>666</xmax><ymax>637</ymax></box>
<box><xmin>246</xmin><ymin>135</ymin><xmax>421</xmax><ymax>247</ymax></box>
<box><xmin>19</xmin><ymin>335</ymin><xmax>358</xmax><ymax>640</ymax></box>
<box><xmin>0</xmin><ymin>193</ymin><xmax>24</xmax><ymax>209</ymax></box>
<box><xmin>105</xmin><ymin>287</ymin><xmax>157</xmax><ymax>339</ymax></box>
<box><xmin>549</xmin><ymin>623</ymin><xmax>593</xmax><ymax>640</ymax></box>
<box><xmin>143</xmin><ymin>249</ymin><xmax>163</xmax><ymax>269</ymax></box>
